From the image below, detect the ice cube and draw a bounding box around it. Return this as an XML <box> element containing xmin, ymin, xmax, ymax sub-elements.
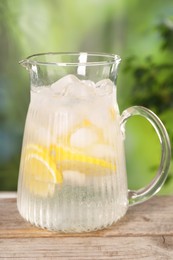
<box><xmin>51</xmin><ymin>74</ymin><xmax>79</xmax><ymax>95</ymax></box>
<box><xmin>81</xmin><ymin>80</ymin><xmax>95</xmax><ymax>88</ymax></box>
<box><xmin>95</xmin><ymin>79</ymin><xmax>114</xmax><ymax>96</ymax></box>
<box><xmin>31</xmin><ymin>86</ymin><xmax>86</xmax><ymax>140</ymax></box>
<box><xmin>51</xmin><ymin>74</ymin><xmax>95</xmax><ymax>98</ymax></box>
<box><xmin>70</xmin><ymin>127</ymin><xmax>98</xmax><ymax>148</ymax></box>
<box><xmin>54</xmin><ymin>108</ymin><xmax>83</xmax><ymax>138</ymax></box>
<box><xmin>66</xmin><ymin>80</ymin><xmax>95</xmax><ymax>99</ymax></box>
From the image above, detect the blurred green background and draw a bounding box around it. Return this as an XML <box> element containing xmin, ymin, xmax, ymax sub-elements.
<box><xmin>0</xmin><ymin>0</ymin><xmax>172</xmax><ymax>193</ymax></box>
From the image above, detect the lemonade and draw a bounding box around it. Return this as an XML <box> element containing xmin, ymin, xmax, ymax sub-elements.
<box><xmin>17</xmin><ymin>75</ymin><xmax>128</xmax><ymax>232</ymax></box>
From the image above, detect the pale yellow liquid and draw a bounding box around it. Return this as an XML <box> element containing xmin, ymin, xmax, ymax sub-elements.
<box><xmin>17</xmin><ymin>79</ymin><xmax>128</xmax><ymax>232</ymax></box>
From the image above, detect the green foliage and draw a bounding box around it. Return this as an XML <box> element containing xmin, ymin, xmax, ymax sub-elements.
<box><xmin>124</xmin><ymin>18</ymin><xmax>173</xmax><ymax>133</ymax></box>
<box><xmin>158</xmin><ymin>17</ymin><xmax>173</xmax><ymax>51</ymax></box>
<box><xmin>0</xmin><ymin>0</ymin><xmax>173</xmax><ymax>193</ymax></box>
<box><xmin>123</xmin><ymin>18</ymin><xmax>173</xmax><ymax>192</ymax></box>
<box><xmin>124</xmin><ymin>58</ymin><xmax>173</xmax><ymax>114</ymax></box>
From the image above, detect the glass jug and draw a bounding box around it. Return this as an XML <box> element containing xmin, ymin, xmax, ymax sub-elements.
<box><xmin>17</xmin><ymin>52</ymin><xmax>171</xmax><ymax>232</ymax></box>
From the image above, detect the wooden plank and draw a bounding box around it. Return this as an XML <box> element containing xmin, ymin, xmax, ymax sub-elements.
<box><xmin>0</xmin><ymin>196</ymin><xmax>173</xmax><ymax>238</ymax></box>
<box><xmin>0</xmin><ymin>196</ymin><xmax>173</xmax><ymax>259</ymax></box>
<box><xmin>0</xmin><ymin>236</ymin><xmax>172</xmax><ymax>259</ymax></box>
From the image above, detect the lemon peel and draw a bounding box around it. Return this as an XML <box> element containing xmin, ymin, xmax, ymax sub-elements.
<box><xmin>23</xmin><ymin>144</ymin><xmax>63</xmax><ymax>196</ymax></box>
<box><xmin>50</xmin><ymin>145</ymin><xmax>116</xmax><ymax>174</ymax></box>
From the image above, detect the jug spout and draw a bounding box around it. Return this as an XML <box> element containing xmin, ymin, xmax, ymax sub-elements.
<box><xmin>19</xmin><ymin>58</ymin><xmax>39</xmax><ymax>87</ymax></box>
<box><xmin>19</xmin><ymin>59</ymin><xmax>31</xmax><ymax>70</ymax></box>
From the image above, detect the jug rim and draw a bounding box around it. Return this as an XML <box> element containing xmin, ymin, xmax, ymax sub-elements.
<box><xmin>20</xmin><ymin>52</ymin><xmax>121</xmax><ymax>67</ymax></box>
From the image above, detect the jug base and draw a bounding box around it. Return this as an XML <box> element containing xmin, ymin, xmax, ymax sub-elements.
<box><xmin>17</xmin><ymin>190</ymin><xmax>128</xmax><ymax>233</ymax></box>
<box><xmin>18</xmin><ymin>206</ymin><xmax>127</xmax><ymax>233</ymax></box>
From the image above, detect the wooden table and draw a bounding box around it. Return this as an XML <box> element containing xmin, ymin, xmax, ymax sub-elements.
<box><xmin>0</xmin><ymin>194</ymin><xmax>173</xmax><ymax>259</ymax></box>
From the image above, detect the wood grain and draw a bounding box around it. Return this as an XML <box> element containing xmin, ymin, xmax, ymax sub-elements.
<box><xmin>0</xmin><ymin>236</ymin><xmax>172</xmax><ymax>259</ymax></box>
<box><xmin>0</xmin><ymin>196</ymin><xmax>173</xmax><ymax>259</ymax></box>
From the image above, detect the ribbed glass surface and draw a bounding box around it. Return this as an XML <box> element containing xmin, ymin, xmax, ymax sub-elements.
<box><xmin>17</xmin><ymin>78</ymin><xmax>128</xmax><ymax>232</ymax></box>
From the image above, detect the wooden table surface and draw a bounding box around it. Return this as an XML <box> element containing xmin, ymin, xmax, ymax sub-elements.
<box><xmin>0</xmin><ymin>194</ymin><xmax>173</xmax><ymax>259</ymax></box>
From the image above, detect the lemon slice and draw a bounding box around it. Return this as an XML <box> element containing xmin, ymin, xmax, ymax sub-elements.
<box><xmin>23</xmin><ymin>145</ymin><xmax>63</xmax><ymax>196</ymax></box>
<box><xmin>22</xmin><ymin>142</ymin><xmax>116</xmax><ymax>195</ymax></box>
<box><xmin>50</xmin><ymin>145</ymin><xmax>116</xmax><ymax>175</ymax></box>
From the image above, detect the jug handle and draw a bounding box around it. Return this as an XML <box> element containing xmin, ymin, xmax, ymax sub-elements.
<box><xmin>120</xmin><ymin>106</ymin><xmax>171</xmax><ymax>206</ymax></box>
